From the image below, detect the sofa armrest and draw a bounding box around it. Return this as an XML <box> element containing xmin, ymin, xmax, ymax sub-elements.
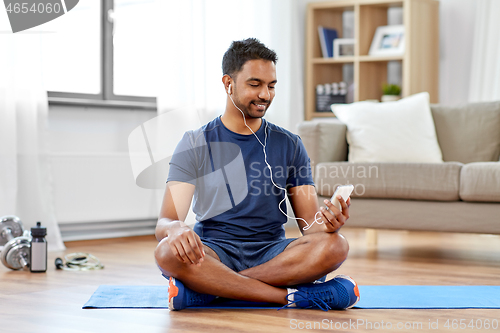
<box><xmin>297</xmin><ymin>119</ymin><xmax>348</xmax><ymax>173</ymax></box>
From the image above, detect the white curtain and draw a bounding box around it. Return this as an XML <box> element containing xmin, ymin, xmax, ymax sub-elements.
<box><xmin>469</xmin><ymin>0</ymin><xmax>500</xmax><ymax>102</ymax></box>
<box><xmin>156</xmin><ymin>0</ymin><xmax>304</xmax><ymax>132</ymax></box>
<box><xmin>0</xmin><ymin>34</ymin><xmax>65</xmax><ymax>251</ymax></box>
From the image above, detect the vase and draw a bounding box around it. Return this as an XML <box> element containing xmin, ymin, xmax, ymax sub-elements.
<box><xmin>381</xmin><ymin>95</ymin><xmax>401</xmax><ymax>102</ymax></box>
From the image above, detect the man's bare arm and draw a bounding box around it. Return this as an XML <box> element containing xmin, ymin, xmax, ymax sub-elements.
<box><xmin>156</xmin><ymin>181</ymin><xmax>194</xmax><ymax>240</ymax></box>
<box><xmin>156</xmin><ymin>181</ymin><xmax>205</xmax><ymax>265</ymax></box>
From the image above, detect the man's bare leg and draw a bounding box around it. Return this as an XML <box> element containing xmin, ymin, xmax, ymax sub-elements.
<box><xmin>239</xmin><ymin>232</ymin><xmax>348</xmax><ymax>286</ymax></box>
<box><xmin>154</xmin><ymin>231</ymin><xmax>348</xmax><ymax>304</ymax></box>
<box><xmin>155</xmin><ymin>239</ymin><xmax>289</xmax><ymax>305</ymax></box>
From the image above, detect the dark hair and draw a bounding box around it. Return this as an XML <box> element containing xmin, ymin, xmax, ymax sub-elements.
<box><xmin>222</xmin><ymin>38</ymin><xmax>278</xmax><ymax>77</ymax></box>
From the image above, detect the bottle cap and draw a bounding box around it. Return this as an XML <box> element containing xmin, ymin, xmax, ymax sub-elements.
<box><xmin>31</xmin><ymin>221</ymin><xmax>47</xmax><ymax>237</ymax></box>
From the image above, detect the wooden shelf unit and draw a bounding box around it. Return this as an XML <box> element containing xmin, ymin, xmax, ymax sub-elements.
<box><xmin>305</xmin><ymin>0</ymin><xmax>439</xmax><ymax>120</ymax></box>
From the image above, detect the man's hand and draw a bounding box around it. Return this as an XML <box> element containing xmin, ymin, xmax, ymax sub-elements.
<box><xmin>165</xmin><ymin>224</ymin><xmax>205</xmax><ymax>266</ymax></box>
<box><xmin>318</xmin><ymin>196</ymin><xmax>351</xmax><ymax>233</ymax></box>
<box><xmin>288</xmin><ymin>185</ymin><xmax>352</xmax><ymax>234</ymax></box>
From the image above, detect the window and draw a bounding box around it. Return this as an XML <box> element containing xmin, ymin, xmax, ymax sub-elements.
<box><xmin>41</xmin><ymin>1</ymin><xmax>101</xmax><ymax>95</ymax></box>
<box><xmin>42</xmin><ymin>0</ymin><xmax>157</xmax><ymax>106</ymax></box>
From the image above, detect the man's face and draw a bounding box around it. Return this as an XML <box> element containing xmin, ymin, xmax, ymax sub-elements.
<box><xmin>231</xmin><ymin>59</ymin><xmax>277</xmax><ymax>119</ymax></box>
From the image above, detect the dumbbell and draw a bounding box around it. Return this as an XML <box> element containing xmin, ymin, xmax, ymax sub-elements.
<box><xmin>0</xmin><ymin>215</ymin><xmax>30</xmax><ymax>270</ymax></box>
<box><xmin>0</xmin><ymin>215</ymin><xmax>24</xmax><ymax>246</ymax></box>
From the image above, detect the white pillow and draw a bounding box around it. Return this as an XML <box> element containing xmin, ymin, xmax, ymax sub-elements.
<box><xmin>332</xmin><ymin>92</ymin><xmax>443</xmax><ymax>163</ymax></box>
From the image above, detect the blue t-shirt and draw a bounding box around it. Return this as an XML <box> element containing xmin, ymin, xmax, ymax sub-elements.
<box><xmin>167</xmin><ymin>117</ymin><xmax>314</xmax><ymax>242</ymax></box>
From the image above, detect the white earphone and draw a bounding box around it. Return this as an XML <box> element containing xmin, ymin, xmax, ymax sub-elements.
<box><xmin>228</xmin><ymin>83</ymin><xmax>232</xmax><ymax>95</ymax></box>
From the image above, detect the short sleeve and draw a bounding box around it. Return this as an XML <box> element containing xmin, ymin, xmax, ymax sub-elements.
<box><xmin>166</xmin><ymin>131</ymin><xmax>198</xmax><ymax>185</ymax></box>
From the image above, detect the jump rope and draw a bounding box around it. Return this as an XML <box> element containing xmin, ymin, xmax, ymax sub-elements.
<box><xmin>227</xmin><ymin>83</ymin><xmax>327</xmax><ymax>231</ymax></box>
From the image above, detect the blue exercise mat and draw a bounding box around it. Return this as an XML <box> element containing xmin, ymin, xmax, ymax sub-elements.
<box><xmin>82</xmin><ymin>285</ymin><xmax>500</xmax><ymax>309</ymax></box>
<box><xmin>82</xmin><ymin>285</ymin><xmax>281</xmax><ymax>309</ymax></box>
<box><xmin>83</xmin><ymin>285</ymin><xmax>169</xmax><ymax>309</ymax></box>
<box><xmin>355</xmin><ymin>285</ymin><xmax>500</xmax><ymax>309</ymax></box>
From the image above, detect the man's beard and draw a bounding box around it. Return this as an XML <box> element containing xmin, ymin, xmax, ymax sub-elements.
<box><xmin>234</xmin><ymin>96</ymin><xmax>270</xmax><ymax>119</ymax></box>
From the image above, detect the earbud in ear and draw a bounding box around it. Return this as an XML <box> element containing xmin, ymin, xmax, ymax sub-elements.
<box><xmin>228</xmin><ymin>84</ymin><xmax>232</xmax><ymax>95</ymax></box>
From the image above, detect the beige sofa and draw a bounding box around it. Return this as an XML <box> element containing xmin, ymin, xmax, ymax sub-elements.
<box><xmin>298</xmin><ymin>101</ymin><xmax>500</xmax><ymax>235</ymax></box>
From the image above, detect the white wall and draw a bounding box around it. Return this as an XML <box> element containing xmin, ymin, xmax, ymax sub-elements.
<box><xmin>439</xmin><ymin>0</ymin><xmax>476</xmax><ymax>105</ymax></box>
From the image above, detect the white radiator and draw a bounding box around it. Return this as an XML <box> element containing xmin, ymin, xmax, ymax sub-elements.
<box><xmin>58</xmin><ymin>219</ymin><xmax>157</xmax><ymax>241</ymax></box>
<box><xmin>50</xmin><ymin>153</ymin><xmax>163</xmax><ymax>241</ymax></box>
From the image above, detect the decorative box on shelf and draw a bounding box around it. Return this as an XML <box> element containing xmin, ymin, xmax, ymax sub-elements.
<box><xmin>315</xmin><ymin>82</ymin><xmax>347</xmax><ymax>112</ymax></box>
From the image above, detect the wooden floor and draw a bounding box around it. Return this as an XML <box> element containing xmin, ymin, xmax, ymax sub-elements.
<box><xmin>1</xmin><ymin>228</ymin><xmax>500</xmax><ymax>333</ymax></box>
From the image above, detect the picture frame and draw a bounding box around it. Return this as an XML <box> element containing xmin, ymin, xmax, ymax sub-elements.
<box><xmin>333</xmin><ymin>38</ymin><xmax>355</xmax><ymax>58</ymax></box>
<box><xmin>369</xmin><ymin>25</ymin><xmax>405</xmax><ymax>56</ymax></box>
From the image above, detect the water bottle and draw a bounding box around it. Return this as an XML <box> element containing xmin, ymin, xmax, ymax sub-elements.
<box><xmin>30</xmin><ymin>222</ymin><xmax>47</xmax><ymax>273</ymax></box>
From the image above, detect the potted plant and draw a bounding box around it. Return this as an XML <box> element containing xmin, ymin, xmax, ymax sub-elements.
<box><xmin>381</xmin><ymin>84</ymin><xmax>401</xmax><ymax>102</ymax></box>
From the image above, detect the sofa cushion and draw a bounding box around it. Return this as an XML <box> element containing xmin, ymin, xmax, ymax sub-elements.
<box><xmin>332</xmin><ymin>92</ymin><xmax>443</xmax><ymax>163</ymax></box>
<box><xmin>431</xmin><ymin>101</ymin><xmax>500</xmax><ymax>163</ymax></box>
<box><xmin>315</xmin><ymin>162</ymin><xmax>462</xmax><ymax>201</ymax></box>
<box><xmin>297</xmin><ymin>119</ymin><xmax>348</xmax><ymax>168</ymax></box>
<box><xmin>460</xmin><ymin>162</ymin><xmax>500</xmax><ymax>202</ymax></box>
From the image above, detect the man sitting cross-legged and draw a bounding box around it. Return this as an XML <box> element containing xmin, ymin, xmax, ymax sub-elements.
<box><xmin>154</xmin><ymin>38</ymin><xmax>359</xmax><ymax>311</ymax></box>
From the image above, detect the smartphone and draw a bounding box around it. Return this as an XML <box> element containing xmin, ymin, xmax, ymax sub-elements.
<box><xmin>330</xmin><ymin>185</ymin><xmax>354</xmax><ymax>212</ymax></box>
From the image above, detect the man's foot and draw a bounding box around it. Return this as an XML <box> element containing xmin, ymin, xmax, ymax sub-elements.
<box><xmin>284</xmin><ymin>275</ymin><xmax>360</xmax><ymax>311</ymax></box>
<box><xmin>168</xmin><ymin>277</ymin><xmax>216</xmax><ymax>310</ymax></box>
